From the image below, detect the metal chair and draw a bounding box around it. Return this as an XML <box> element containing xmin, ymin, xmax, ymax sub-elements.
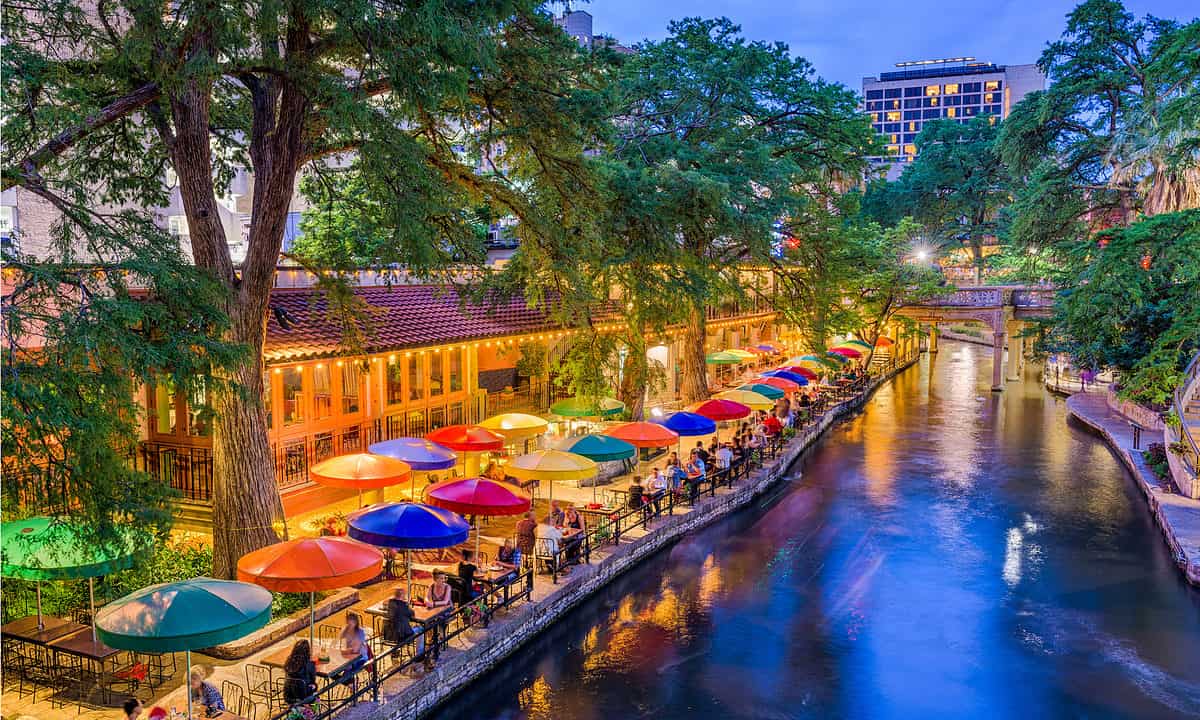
<box><xmin>246</xmin><ymin>664</ymin><xmax>279</xmax><ymax>709</ymax></box>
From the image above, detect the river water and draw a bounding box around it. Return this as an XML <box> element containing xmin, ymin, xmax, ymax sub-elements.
<box><xmin>439</xmin><ymin>342</ymin><xmax>1200</xmax><ymax>719</ymax></box>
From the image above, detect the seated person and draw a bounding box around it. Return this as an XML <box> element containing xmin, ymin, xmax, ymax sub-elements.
<box><xmin>496</xmin><ymin>538</ymin><xmax>520</xmax><ymax>570</ymax></box>
<box><xmin>331</xmin><ymin>613</ymin><xmax>369</xmax><ymax>688</ymax></box>
<box><xmin>282</xmin><ymin>639</ymin><xmax>318</xmax><ymax>704</ymax></box>
<box><xmin>456</xmin><ymin>549</ymin><xmax>479</xmax><ymax>601</ymax></box>
<box><xmin>562</xmin><ymin>506</ymin><xmax>587</xmax><ymax>532</ymax></box>
<box><xmin>189</xmin><ymin>667</ymin><xmax>225</xmax><ymax>716</ymax></box>
<box><xmin>535</xmin><ymin>519</ymin><xmax>568</xmax><ymax>574</ymax></box>
<box><xmin>548</xmin><ymin>500</ymin><xmax>565</xmax><ymax>527</ymax></box>
<box><xmin>763</xmin><ymin>414</ymin><xmax>783</xmax><ymax>436</ymax></box>
<box><xmin>427</xmin><ymin>572</ymin><xmax>453</xmax><ymax>608</ymax></box>
<box><xmin>384</xmin><ymin>587</ymin><xmax>425</xmax><ymax>659</ymax></box>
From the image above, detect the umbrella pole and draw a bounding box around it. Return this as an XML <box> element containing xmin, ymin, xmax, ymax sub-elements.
<box><xmin>309</xmin><ymin>591</ymin><xmax>316</xmax><ymax>647</ymax></box>
<box><xmin>89</xmin><ymin>578</ymin><xmax>97</xmax><ymax>642</ymax></box>
<box><xmin>36</xmin><ymin>581</ymin><xmax>43</xmax><ymax>630</ymax></box>
<box><xmin>406</xmin><ymin>549</ymin><xmax>412</xmax><ymax>600</ymax></box>
<box><xmin>186</xmin><ymin>649</ymin><xmax>194</xmax><ymax>720</ymax></box>
<box><xmin>358</xmin><ymin>488</ymin><xmax>363</xmax><ymax>508</ymax></box>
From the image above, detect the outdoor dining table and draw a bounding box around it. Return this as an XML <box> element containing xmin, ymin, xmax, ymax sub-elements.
<box><xmin>47</xmin><ymin>628</ymin><xmax>122</xmax><ymax>703</ymax></box>
<box><xmin>2</xmin><ymin>615</ymin><xmax>87</xmax><ymax>644</ymax></box>
<box><xmin>260</xmin><ymin>630</ymin><xmax>373</xmax><ymax>679</ymax></box>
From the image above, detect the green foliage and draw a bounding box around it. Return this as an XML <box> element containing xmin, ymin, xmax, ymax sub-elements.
<box><xmin>512</xmin><ymin>341</ymin><xmax>548</xmax><ymax>379</ymax></box>
<box><xmin>1038</xmin><ymin>210</ymin><xmax>1200</xmax><ymax>405</ymax></box>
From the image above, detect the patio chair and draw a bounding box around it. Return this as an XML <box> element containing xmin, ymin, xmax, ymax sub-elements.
<box><xmin>246</xmin><ymin>663</ymin><xmax>282</xmax><ymax>709</ymax></box>
<box><xmin>533</xmin><ymin>538</ymin><xmax>557</xmax><ymax>575</ymax></box>
<box><xmin>318</xmin><ymin>623</ymin><xmax>340</xmax><ymax>646</ymax></box>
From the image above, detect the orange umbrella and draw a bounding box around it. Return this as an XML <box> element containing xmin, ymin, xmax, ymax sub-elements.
<box><xmin>237</xmin><ymin>537</ymin><xmax>382</xmax><ymax>644</ymax></box>
<box><xmin>758</xmin><ymin>376</ymin><xmax>800</xmax><ymax>392</ymax></box>
<box><xmin>604</xmin><ymin>422</ymin><xmax>680</xmax><ymax>449</ymax></box>
<box><xmin>310</xmin><ymin>452</ymin><xmax>412</xmax><ymax>507</ymax></box>
<box><xmin>425</xmin><ymin>425</ymin><xmax>505</xmax><ymax>452</ymax></box>
<box><xmin>875</xmin><ymin>336</ymin><xmax>895</xmax><ymax>347</ymax></box>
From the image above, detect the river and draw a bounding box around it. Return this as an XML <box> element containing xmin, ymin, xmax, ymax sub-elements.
<box><xmin>438</xmin><ymin>341</ymin><xmax>1200</xmax><ymax>719</ymax></box>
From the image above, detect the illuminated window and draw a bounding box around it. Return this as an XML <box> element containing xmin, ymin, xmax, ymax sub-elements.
<box><xmin>281</xmin><ymin>367</ymin><xmax>304</xmax><ymax>426</ymax></box>
<box><xmin>429</xmin><ymin>351</ymin><xmax>443</xmax><ymax>397</ymax></box>
<box><xmin>984</xmin><ymin>92</ymin><xmax>994</xmax><ymax>104</ymax></box>
<box><xmin>984</xmin><ymin>80</ymin><xmax>1000</xmax><ymax>91</ymax></box>
<box><xmin>187</xmin><ymin>378</ymin><xmax>209</xmax><ymax>437</ymax></box>
<box><xmin>449</xmin><ymin>348</ymin><xmax>463</xmax><ymax>392</ymax></box>
<box><xmin>408</xmin><ymin>356</ymin><xmax>424</xmax><ymax>402</ymax></box>
<box><xmin>946</xmin><ymin>107</ymin><xmax>956</xmax><ymax>118</ymax></box>
<box><xmin>341</xmin><ymin>363</ymin><xmax>361</xmax><ymax>414</ymax></box>
<box><xmin>892</xmin><ymin>99</ymin><xmax>901</xmax><ymax>109</ymax></box>
<box><xmin>155</xmin><ymin>377</ymin><xmax>177</xmax><ymax>435</ymax></box>
<box><xmin>886</xmin><ymin>111</ymin><xmax>901</xmax><ymax>122</ymax></box>
<box><xmin>875</xmin><ymin>113</ymin><xmax>882</xmax><ymax>123</ymax></box>
<box><xmin>904</xmin><ymin>144</ymin><xmax>917</xmax><ymax>156</ymax></box>
<box><xmin>263</xmin><ymin>371</ymin><xmax>273</xmax><ymax>429</ymax></box>
<box><xmin>929</xmin><ymin>97</ymin><xmax>939</xmax><ymax>106</ymax></box>
<box><xmin>888</xmin><ymin>145</ymin><xmax>901</xmax><ymax>156</ymax></box>
<box><xmin>943</xmin><ymin>84</ymin><xmax>959</xmax><ymax>95</ymax></box>
<box><xmin>925</xmin><ymin>85</ymin><xmax>940</xmax><ymax>96</ymax></box>
<box><xmin>908</xmin><ymin>121</ymin><xmax>918</xmax><ymax>132</ymax></box>
<box><xmin>313</xmin><ymin>364</ymin><xmax>332</xmax><ymax>420</ymax></box>
<box><xmin>387</xmin><ymin>361</ymin><xmax>404</xmax><ymax>405</ymax></box>
<box><xmin>989</xmin><ymin>116</ymin><xmax>997</xmax><ymax>125</ymax></box>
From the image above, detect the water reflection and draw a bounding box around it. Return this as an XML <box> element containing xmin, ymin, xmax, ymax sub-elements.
<box><xmin>441</xmin><ymin>343</ymin><xmax>1200</xmax><ymax>720</ymax></box>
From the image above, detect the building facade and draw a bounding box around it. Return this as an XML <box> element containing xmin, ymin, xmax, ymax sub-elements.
<box><xmin>862</xmin><ymin>58</ymin><xmax>1045</xmax><ymax>179</ymax></box>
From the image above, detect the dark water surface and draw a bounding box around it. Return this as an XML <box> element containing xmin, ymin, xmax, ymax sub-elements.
<box><xmin>439</xmin><ymin>343</ymin><xmax>1200</xmax><ymax>720</ymax></box>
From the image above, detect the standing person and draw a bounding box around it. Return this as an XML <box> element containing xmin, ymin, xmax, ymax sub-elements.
<box><xmin>188</xmin><ymin>667</ymin><xmax>225</xmax><ymax>716</ymax></box>
<box><xmin>122</xmin><ymin>698</ymin><xmax>143</xmax><ymax>720</ymax></box>
<box><xmin>515</xmin><ymin>510</ymin><xmax>537</xmax><ymax>568</ymax></box>
<box><xmin>457</xmin><ymin>549</ymin><xmax>479</xmax><ymax>601</ymax></box>
<box><xmin>282</xmin><ymin>639</ymin><xmax>318</xmax><ymax>704</ymax></box>
<box><xmin>331</xmin><ymin>612</ymin><xmax>370</xmax><ymax>688</ymax></box>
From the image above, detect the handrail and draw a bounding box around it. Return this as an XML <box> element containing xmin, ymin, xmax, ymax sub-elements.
<box><xmin>1171</xmin><ymin>349</ymin><xmax>1200</xmax><ymax>478</ymax></box>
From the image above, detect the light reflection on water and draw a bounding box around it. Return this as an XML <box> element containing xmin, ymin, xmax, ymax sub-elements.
<box><xmin>440</xmin><ymin>343</ymin><xmax>1200</xmax><ymax>720</ymax></box>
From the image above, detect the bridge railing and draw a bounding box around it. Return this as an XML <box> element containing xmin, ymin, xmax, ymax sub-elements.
<box><xmin>906</xmin><ymin>285</ymin><xmax>1056</xmax><ymax>309</ymax></box>
<box><xmin>1169</xmin><ymin>350</ymin><xmax>1200</xmax><ymax>498</ymax></box>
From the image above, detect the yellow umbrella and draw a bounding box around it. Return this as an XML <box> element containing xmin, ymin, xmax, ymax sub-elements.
<box><xmin>505</xmin><ymin>449</ymin><xmax>598</xmax><ymax>503</ymax></box>
<box><xmin>788</xmin><ymin>356</ymin><xmax>830</xmax><ymax>372</ymax></box>
<box><xmin>723</xmin><ymin>348</ymin><xmax>757</xmax><ymax>360</ymax></box>
<box><xmin>714</xmin><ymin>389</ymin><xmax>774</xmax><ymax>411</ymax></box>
<box><xmin>478</xmin><ymin>412</ymin><xmax>550</xmax><ymax>443</ymax></box>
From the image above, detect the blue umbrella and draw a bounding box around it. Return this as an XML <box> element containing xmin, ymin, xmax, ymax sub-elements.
<box><xmin>653</xmin><ymin>411</ymin><xmax>718</xmax><ymax>437</ymax></box>
<box><xmin>347</xmin><ymin>502</ymin><xmax>471</xmax><ymax>597</ymax></box>
<box><xmin>760</xmin><ymin>369</ymin><xmax>810</xmax><ymax>386</ymax></box>
<box><xmin>555</xmin><ymin>433</ymin><xmax>637</xmax><ymax>462</ymax></box>
<box><xmin>368</xmin><ymin>438</ymin><xmax>457</xmax><ymax>471</ymax></box>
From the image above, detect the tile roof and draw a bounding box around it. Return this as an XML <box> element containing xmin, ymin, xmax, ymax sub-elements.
<box><xmin>264</xmin><ymin>284</ymin><xmax>572</xmax><ymax>362</ymax></box>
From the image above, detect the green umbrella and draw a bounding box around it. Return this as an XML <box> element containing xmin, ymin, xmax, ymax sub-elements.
<box><xmin>841</xmin><ymin>339</ymin><xmax>873</xmax><ymax>351</ymax></box>
<box><xmin>555</xmin><ymin>433</ymin><xmax>638</xmax><ymax>462</ymax></box>
<box><xmin>97</xmin><ymin>577</ymin><xmax>272</xmax><ymax>720</ymax></box>
<box><xmin>799</xmin><ymin>354</ymin><xmax>842</xmax><ymax>369</ymax></box>
<box><xmin>1</xmin><ymin>517</ymin><xmax>146</xmax><ymax>635</ymax></box>
<box><xmin>735</xmin><ymin>383</ymin><xmax>785</xmax><ymax>400</ymax></box>
<box><xmin>705</xmin><ymin>351</ymin><xmax>743</xmax><ymax>365</ymax></box>
<box><xmin>550</xmin><ymin>397</ymin><xmax>626</xmax><ymax>418</ymax></box>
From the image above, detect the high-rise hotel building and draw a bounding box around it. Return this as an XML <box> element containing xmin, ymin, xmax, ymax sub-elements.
<box><xmin>862</xmin><ymin>58</ymin><xmax>1045</xmax><ymax>178</ymax></box>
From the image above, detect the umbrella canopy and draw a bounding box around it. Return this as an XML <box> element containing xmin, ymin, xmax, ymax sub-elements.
<box><xmin>505</xmin><ymin>450</ymin><xmax>598</xmax><ymax>482</ymax></box>
<box><xmin>828</xmin><ymin>347</ymin><xmax>862</xmax><ymax>359</ymax></box>
<box><xmin>236</xmin><ymin>537</ymin><xmax>382</xmax><ymax>593</ymax></box>
<box><xmin>346</xmin><ymin>502</ymin><xmax>470</xmax><ymax>550</ymax></box>
<box><xmin>550</xmin><ymin>397</ymin><xmax>626</xmax><ymax>418</ymax></box>
<box><xmin>478</xmin><ymin>413</ymin><xmax>549</xmax><ymax>442</ymax></box>
<box><xmin>723</xmin><ymin>348</ymin><xmax>757</xmax><ymax>360</ymax></box>
<box><xmin>604</xmin><ymin>422</ymin><xmax>680</xmax><ymax>449</ymax></box>
<box><xmin>823</xmin><ymin>351</ymin><xmax>849</xmax><ymax>363</ymax></box>
<box><xmin>795</xmin><ymin>354</ymin><xmax>842</xmax><ymax>369</ymax></box>
<box><xmin>755</xmin><ymin>344</ymin><xmax>779</xmax><ymax>353</ymax></box>
<box><xmin>774</xmin><ymin>366</ymin><xmax>819</xmax><ymax>380</ymax></box>
<box><xmin>555</xmin><ymin>434</ymin><xmax>637</xmax><ymax>462</ymax></box>
<box><xmin>705</xmin><ymin>351</ymin><xmax>743</xmax><ymax>365</ymax></box>
<box><xmin>653</xmin><ymin>411</ymin><xmax>718</xmax><ymax>437</ymax></box>
<box><xmin>426</xmin><ymin>477</ymin><xmax>532</xmax><ymax>517</ymax></box>
<box><xmin>687</xmin><ymin>399</ymin><xmax>752</xmax><ymax>422</ymax></box>
<box><xmin>739</xmin><ymin>347</ymin><xmax>770</xmax><ymax>356</ymax></box>
<box><xmin>758</xmin><ymin>376</ymin><xmax>800</xmax><ymax>392</ymax></box>
<box><xmin>1</xmin><ymin>518</ymin><xmax>144</xmax><ymax>581</ymax></box>
<box><xmin>875</xmin><ymin>336</ymin><xmax>895</xmax><ymax>348</ymax></box>
<box><xmin>367</xmin><ymin>438</ymin><xmax>457</xmax><ymax>471</ymax></box>
<box><xmin>310</xmin><ymin>453</ymin><xmax>411</xmax><ymax>490</ymax></box>
<box><xmin>841</xmin><ymin>339</ymin><xmax>873</xmax><ymax>351</ymax></box>
<box><xmin>96</xmin><ymin>578</ymin><xmax>272</xmax><ymax>652</ymax></box>
<box><xmin>736</xmin><ymin>383</ymin><xmax>784</xmax><ymax>400</ymax></box>
<box><xmin>425</xmin><ymin>424</ymin><xmax>505</xmax><ymax>452</ymax></box>
<box><xmin>760</xmin><ymin>369</ymin><xmax>810</xmax><ymax>386</ymax></box>
<box><xmin>714</xmin><ymin>389</ymin><xmax>775</xmax><ymax>411</ymax></box>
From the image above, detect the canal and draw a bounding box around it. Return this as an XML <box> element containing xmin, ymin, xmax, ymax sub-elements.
<box><xmin>439</xmin><ymin>341</ymin><xmax>1200</xmax><ymax>719</ymax></box>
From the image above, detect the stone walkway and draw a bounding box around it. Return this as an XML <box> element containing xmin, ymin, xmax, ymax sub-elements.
<box><xmin>1066</xmin><ymin>391</ymin><xmax>1200</xmax><ymax>586</ymax></box>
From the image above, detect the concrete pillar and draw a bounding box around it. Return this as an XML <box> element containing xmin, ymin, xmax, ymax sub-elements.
<box><xmin>1006</xmin><ymin>334</ymin><xmax>1023</xmax><ymax>381</ymax></box>
<box><xmin>992</xmin><ymin>332</ymin><xmax>1005</xmax><ymax>391</ymax></box>
<box><xmin>928</xmin><ymin>326</ymin><xmax>939</xmax><ymax>353</ymax></box>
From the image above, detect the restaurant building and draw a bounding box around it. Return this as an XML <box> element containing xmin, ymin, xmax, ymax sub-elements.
<box><xmin>140</xmin><ymin>268</ymin><xmax>781</xmax><ymax>527</ymax></box>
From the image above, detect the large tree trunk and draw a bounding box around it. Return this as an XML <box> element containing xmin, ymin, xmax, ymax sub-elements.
<box><xmin>617</xmin><ymin>334</ymin><xmax>648</xmax><ymax>420</ymax></box>
<box><xmin>679</xmin><ymin>305</ymin><xmax>709</xmax><ymax>404</ymax></box>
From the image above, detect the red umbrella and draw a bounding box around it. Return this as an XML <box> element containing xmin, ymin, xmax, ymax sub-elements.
<box><xmin>758</xmin><ymin>376</ymin><xmax>800</xmax><ymax>392</ymax></box>
<box><xmin>828</xmin><ymin>347</ymin><xmax>862</xmax><ymax>358</ymax></box>
<box><xmin>426</xmin><ymin>477</ymin><xmax>531</xmax><ymax>556</ymax></box>
<box><xmin>604</xmin><ymin>422</ymin><xmax>680</xmax><ymax>448</ymax></box>
<box><xmin>310</xmin><ymin>452</ymin><xmax>412</xmax><ymax>507</ymax></box>
<box><xmin>686</xmin><ymin>399</ymin><xmax>752</xmax><ymax>422</ymax></box>
<box><xmin>424</xmin><ymin>424</ymin><xmax>505</xmax><ymax>452</ymax></box>
<box><xmin>775</xmin><ymin>366</ymin><xmax>819</xmax><ymax>380</ymax></box>
<box><xmin>237</xmin><ymin>537</ymin><xmax>383</xmax><ymax>644</ymax></box>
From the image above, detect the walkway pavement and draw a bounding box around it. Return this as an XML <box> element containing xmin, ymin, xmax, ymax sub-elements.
<box><xmin>1066</xmin><ymin>391</ymin><xmax>1200</xmax><ymax>586</ymax></box>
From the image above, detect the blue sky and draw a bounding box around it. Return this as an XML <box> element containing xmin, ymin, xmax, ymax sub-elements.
<box><xmin>582</xmin><ymin>0</ymin><xmax>1197</xmax><ymax>90</ymax></box>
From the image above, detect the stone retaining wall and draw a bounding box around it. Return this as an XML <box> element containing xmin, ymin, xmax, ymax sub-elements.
<box><xmin>207</xmin><ymin>588</ymin><xmax>360</xmax><ymax>660</ymax></box>
<box><xmin>1106</xmin><ymin>387</ymin><xmax>1165</xmax><ymax>431</ymax></box>
<box><xmin>368</xmin><ymin>359</ymin><xmax>917</xmax><ymax>720</ymax></box>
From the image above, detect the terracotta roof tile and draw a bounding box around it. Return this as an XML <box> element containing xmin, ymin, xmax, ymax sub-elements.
<box><xmin>264</xmin><ymin>285</ymin><xmax>569</xmax><ymax>362</ymax></box>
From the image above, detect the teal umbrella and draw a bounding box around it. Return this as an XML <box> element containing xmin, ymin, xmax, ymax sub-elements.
<box><xmin>735</xmin><ymin>383</ymin><xmax>785</xmax><ymax>400</ymax></box>
<box><xmin>550</xmin><ymin>397</ymin><xmax>626</xmax><ymax>418</ymax></box>
<box><xmin>97</xmin><ymin>577</ymin><xmax>272</xmax><ymax>720</ymax></box>
<box><xmin>1</xmin><ymin>517</ymin><xmax>146</xmax><ymax>635</ymax></box>
<box><xmin>555</xmin><ymin>433</ymin><xmax>638</xmax><ymax>462</ymax></box>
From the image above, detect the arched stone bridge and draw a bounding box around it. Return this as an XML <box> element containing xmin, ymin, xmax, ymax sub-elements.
<box><xmin>895</xmin><ymin>285</ymin><xmax>1056</xmax><ymax>391</ymax></box>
